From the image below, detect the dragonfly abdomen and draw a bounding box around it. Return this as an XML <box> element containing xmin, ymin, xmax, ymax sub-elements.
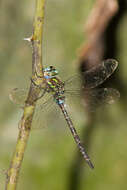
<box><xmin>59</xmin><ymin>103</ymin><xmax>94</xmax><ymax>169</ymax></box>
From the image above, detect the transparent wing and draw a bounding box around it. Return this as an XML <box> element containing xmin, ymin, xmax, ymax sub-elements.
<box><xmin>83</xmin><ymin>88</ymin><xmax>120</xmax><ymax>112</ymax></box>
<box><xmin>9</xmin><ymin>87</ymin><xmax>60</xmax><ymax>130</ymax></box>
<box><xmin>9</xmin><ymin>88</ymin><xmax>29</xmax><ymax>106</ymax></box>
<box><xmin>9</xmin><ymin>87</ymin><xmax>48</xmax><ymax>106</ymax></box>
<box><xmin>64</xmin><ymin>59</ymin><xmax>118</xmax><ymax>94</ymax></box>
<box><xmin>64</xmin><ymin>74</ymin><xmax>82</xmax><ymax>91</ymax></box>
<box><xmin>82</xmin><ymin>59</ymin><xmax>118</xmax><ymax>89</ymax></box>
<box><xmin>31</xmin><ymin>96</ymin><xmax>68</xmax><ymax>131</ymax></box>
<box><xmin>63</xmin><ymin>59</ymin><xmax>119</xmax><ymax>110</ymax></box>
<box><xmin>32</xmin><ymin>95</ymin><xmax>54</xmax><ymax>129</ymax></box>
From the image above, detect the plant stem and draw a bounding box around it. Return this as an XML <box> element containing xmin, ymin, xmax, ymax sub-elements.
<box><xmin>5</xmin><ymin>0</ymin><xmax>45</xmax><ymax>189</ymax></box>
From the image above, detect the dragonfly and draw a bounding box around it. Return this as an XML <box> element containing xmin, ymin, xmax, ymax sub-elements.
<box><xmin>10</xmin><ymin>59</ymin><xmax>120</xmax><ymax>169</ymax></box>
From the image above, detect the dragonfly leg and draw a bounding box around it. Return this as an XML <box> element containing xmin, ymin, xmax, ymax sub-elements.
<box><xmin>30</xmin><ymin>77</ymin><xmax>43</xmax><ymax>88</ymax></box>
<box><xmin>59</xmin><ymin>103</ymin><xmax>94</xmax><ymax>169</ymax></box>
<box><xmin>36</xmin><ymin>88</ymin><xmax>47</xmax><ymax>100</ymax></box>
<box><xmin>30</xmin><ymin>77</ymin><xmax>48</xmax><ymax>101</ymax></box>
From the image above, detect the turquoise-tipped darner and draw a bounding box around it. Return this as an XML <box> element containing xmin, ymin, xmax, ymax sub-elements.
<box><xmin>10</xmin><ymin>59</ymin><xmax>120</xmax><ymax>169</ymax></box>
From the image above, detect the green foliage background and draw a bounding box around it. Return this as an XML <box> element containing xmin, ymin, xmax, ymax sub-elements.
<box><xmin>0</xmin><ymin>0</ymin><xmax>127</xmax><ymax>189</ymax></box>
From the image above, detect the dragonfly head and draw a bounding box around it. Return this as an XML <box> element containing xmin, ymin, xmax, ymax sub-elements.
<box><xmin>43</xmin><ymin>66</ymin><xmax>58</xmax><ymax>79</ymax></box>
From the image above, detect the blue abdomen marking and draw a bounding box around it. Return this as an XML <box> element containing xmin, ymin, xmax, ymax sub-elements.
<box><xmin>55</xmin><ymin>98</ymin><xmax>65</xmax><ymax>105</ymax></box>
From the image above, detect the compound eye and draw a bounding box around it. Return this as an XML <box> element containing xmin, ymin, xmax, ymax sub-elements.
<box><xmin>50</xmin><ymin>66</ymin><xmax>53</xmax><ymax>70</ymax></box>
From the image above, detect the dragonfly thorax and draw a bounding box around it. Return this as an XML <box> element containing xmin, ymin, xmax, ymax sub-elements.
<box><xmin>43</xmin><ymin>66</ymin><xmax>65</xmax><ymax>105</ymax></box>
<box><xmin>47</xmin><ymin>78</ymin><xmax>65</xmax><ymax>105</ymax></box>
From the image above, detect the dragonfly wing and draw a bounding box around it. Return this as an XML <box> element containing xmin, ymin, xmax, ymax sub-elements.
<box><xmin>9</xmin><ymin>88</ymin><xmax>29</xmax><ymax>106</ymax></box>
<box><xmin>9</xmin><ymin>87</ymin><xmax>69</xmax><ymax>130</ymax></box>
<box><xmin>64</xmin><ymin>74</ymin><xmax>84</xmax><ymax>105</ymax></box>
<box><xmin>82</xmin><ymin>59</ymin><xmax>118</xmax><ymax>89</ymax></box>
<box><xmin>63</xmin><ymin>75</ymin><xmax>82</xmax><ymax>112</ymax></box>
<box><xmin>32</xmin><ymin>95</ymin><xmax>54</xmax><ymax>129</ymax></box>
<box><xmin>64</xmin><ymin>74</ymin><xmax>82</xmax><ymax>92</ymax></box>
<box><xmin>83</xmin><ymin>88</ymin><xmax>120</xmax><ymax>112</ymax></box>
<box><xmin>9</xmin><ymin>87</ymin><xmax>47</xmax><ymax>106</ymax></box>
<box><xmin>32</xmin><ymin>96</ymin><xmax>68</xmax><ymax>131</ymax></box>
<box><xmin>64</xmin><ymin>59</ymin><xmax>118</xmax><ymax>96</ymax></box>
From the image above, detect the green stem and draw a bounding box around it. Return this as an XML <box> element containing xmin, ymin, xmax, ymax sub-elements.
<box><xmin>5</xmin><ymin>0</ymin><xmax>45</xmax><ymax>189</ymax></box>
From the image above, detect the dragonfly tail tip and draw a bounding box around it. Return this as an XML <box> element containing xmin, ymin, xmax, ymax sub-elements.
<box><xmin>87</xmin><ymin>160</ymin><xmax>94</xmax><ymax>169</ymax></box>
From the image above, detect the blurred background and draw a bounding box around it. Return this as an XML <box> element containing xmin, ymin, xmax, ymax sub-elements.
<box><xmin>0</xmin><ymin>0</ymin><xmax>127</xmax><ymax>189</ymax></box>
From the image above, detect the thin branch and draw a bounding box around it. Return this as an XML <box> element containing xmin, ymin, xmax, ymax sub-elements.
<box><xmin>5</xmin><ymin>0</ymin><xmax>45</xmax><ymax>189</ymax></box>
